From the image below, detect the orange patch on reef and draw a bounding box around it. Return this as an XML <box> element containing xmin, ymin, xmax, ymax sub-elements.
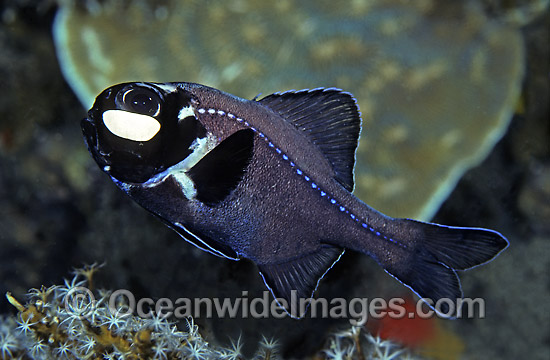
<box><xmin>367</xmin><ymin>296</ymin><xmax>435</xmax><ymax>348</ymax></box>
<box><xmin>367</xmin><ymin>296</ymin><xmax>464</xmax><ymax>360</ymax></box>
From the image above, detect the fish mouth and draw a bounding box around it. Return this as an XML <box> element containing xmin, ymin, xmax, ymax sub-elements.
<box><xmin>80</xmin><ymin>116</ymin><xmax>164</xmax><ymax>183</ymax></box>
<box><xmin>80</xmin><ymin>116</ymin><xmax>118</xmax><ymax>175</ymax></box>
<box><xmin>81</xmin><ymin>117</ymin><xmax>104</xmax><ymax>162</ymax></box>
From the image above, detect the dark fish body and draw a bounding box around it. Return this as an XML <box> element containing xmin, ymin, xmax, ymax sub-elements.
<box><xmin>82</xmin><ymin>82</ymin><xmax>508</xmax><ymax>317</ymax></box>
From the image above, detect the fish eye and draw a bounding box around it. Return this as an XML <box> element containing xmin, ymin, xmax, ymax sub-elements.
<box><xmin>117</xmin><ymin>86</ymin><xmax>161</xmax><ymax>117</ymax></box>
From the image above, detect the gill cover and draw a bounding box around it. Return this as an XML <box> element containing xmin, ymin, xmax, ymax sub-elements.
<box><xmin>82</xmin><ymin>83</ymin><xmax>206</xmax><ymax>183</ymax></box>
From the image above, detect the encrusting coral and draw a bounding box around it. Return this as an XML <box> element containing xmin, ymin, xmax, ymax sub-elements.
<box><xmin>53</xmin><ymin>0</ymin><xmax>527</xmax><ymax>220</ymax></box>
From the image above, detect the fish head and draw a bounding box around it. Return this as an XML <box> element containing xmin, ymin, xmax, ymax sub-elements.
<box><xmin>81</xmin><ymin>82</ymin><xmax>205</xmax><ymax>184</ymax></box>
<box><xmin>81</xmin><ymin>81</ymin><xmax>251</xmax><ymax>260</ymax></box>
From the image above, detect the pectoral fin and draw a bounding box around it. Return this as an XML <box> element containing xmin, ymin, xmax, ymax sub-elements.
<box><xmin>187</xmin><ymin>129</ymin><xmax>254</xmax><ymax>206</ymax></box>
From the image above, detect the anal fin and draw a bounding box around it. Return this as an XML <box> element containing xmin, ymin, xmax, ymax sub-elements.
<box><xmin>258</xmin><ymin>245</ymin><xmax>344</xmax><ymax>318</ymax></box>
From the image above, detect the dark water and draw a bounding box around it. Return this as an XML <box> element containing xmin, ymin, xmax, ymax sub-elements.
<box><xmin>0</xmin><ymin>2</ymin><xmax>548</xmax><ymax>359</ymax></box>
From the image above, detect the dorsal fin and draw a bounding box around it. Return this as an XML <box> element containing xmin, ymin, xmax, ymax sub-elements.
<box><xmin>258</xmin><ymin>245</ymin><xmax>345</xmax><ymax>318</ymax></box>
<box><xmin>259</xmin><ymin>88</ymin><xmax>361</xmax><ymax>191</ymax></box>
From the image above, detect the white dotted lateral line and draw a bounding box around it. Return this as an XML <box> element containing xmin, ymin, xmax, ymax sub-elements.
<box><xmin>198</xmin><ymin>107</ymin><xmax>407</xmax><ymax>249</ymax></box>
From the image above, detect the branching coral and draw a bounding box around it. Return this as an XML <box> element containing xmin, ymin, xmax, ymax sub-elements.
<box><xmin>319</xmin><ymin>326</ymin><xmax>421</xmax><ymax>360</ymax></box>
<box><xmin>3</xmin><ymin>265</ymin><xmax>281</xmax><ymax>359</ymax></box>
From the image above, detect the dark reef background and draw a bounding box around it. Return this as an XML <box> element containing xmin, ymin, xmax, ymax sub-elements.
<box><xmin>0</xmin><ymin>1</ymin><xmax>548</xmax><ymax>359</ymax></box>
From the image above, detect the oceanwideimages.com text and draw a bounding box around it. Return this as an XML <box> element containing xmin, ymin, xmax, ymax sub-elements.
<box><xmin>65</xmin><ymin>287</ymin><xmax>487</xmax><ymax>326</ymax></box>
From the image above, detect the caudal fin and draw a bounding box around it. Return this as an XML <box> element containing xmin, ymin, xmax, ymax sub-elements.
<box><xmin>383</xmin><ymin>219</ymin><xmax>509</xmax><ymax>318</ymax></box>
